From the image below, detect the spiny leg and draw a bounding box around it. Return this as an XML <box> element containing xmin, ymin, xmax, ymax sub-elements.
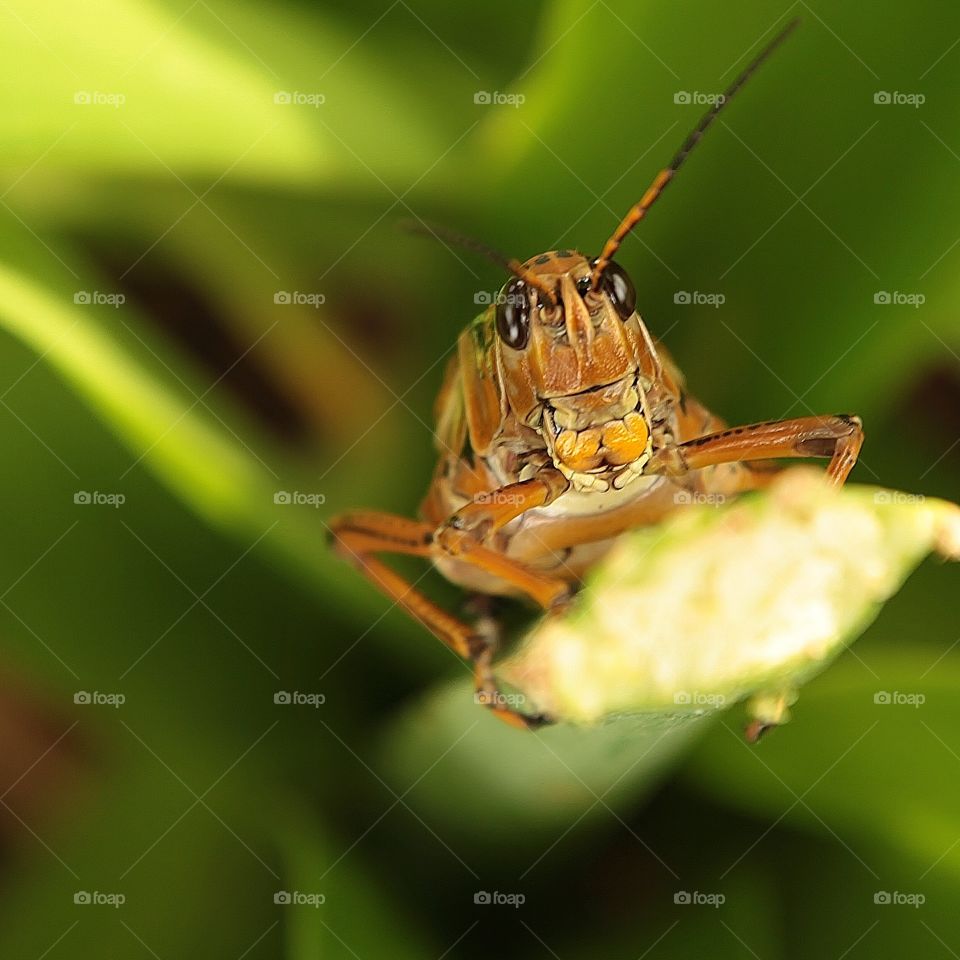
<box><xmin>460</xmin><ymin>593</ymin><xmax>552</xmax><ymax>728</ymax></box>
<box><xmin>329</xmin><ymin>511</ymin><xmax>472</xmax><ymax>654</ymax></box>
<box><xmin>434</xmin><ymin>468</ymin><xmax>573</xmax><ymax>611</ymax></box>
<box><xmin>741</xmin><ymin>460</ymin><xmax>787</xmax><ymax>488</ymax></box>
<box><xmin>328</xmin><ymin>510</ymin><xmax>552</xmax><ymax>729</ymax></box>
<box><xmin>647</xmin><ymin>414</ymin><xmax>864</xmax><ymax>486</ymax></box>
<box><xmin>646</xmin><ymin>415</ymin><xmax>863</xmax><ymax>742</ymax></box>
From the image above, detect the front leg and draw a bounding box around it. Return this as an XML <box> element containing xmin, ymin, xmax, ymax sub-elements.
<box><xmin>435</xmin><ymin>467</ymin><xmax>573</xmax><ymax>610</ymax></box>
<box><xmin>328</xmin><ymin>510</ymin><xmax>552</xmax><ymax>729</ymax></box>
<box><xmin>330</xmin><ymin>468</ymin><xmax>573</xmax><ymax>730</ymax></box>
<box><xmin>647</xmin><ymin>414</ymin><xmax>864</xmax><ymax>486</ymax></box>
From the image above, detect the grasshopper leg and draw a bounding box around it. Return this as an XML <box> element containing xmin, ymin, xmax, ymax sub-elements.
<box><xmin>328</xmin><ymin>510</ymin><xmax>552</xmax><ymax>729</ymax></box>
<box><xmin>432</xmin><ymin>469</ymin><xmax>573</xmax><ymax>611</ymax></box>
<box><xmin>648</xmin><ymin>414</ymin><xmax>864</xmax><ymax>485</ymax></box>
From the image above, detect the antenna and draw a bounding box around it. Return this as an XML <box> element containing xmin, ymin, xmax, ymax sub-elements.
<box><xmin>401</xmin><ymin>219</ymin><xmax>558</xmax><ymax>304</ymax></box>
<box><xmin>591</xmin><ymin>18</ymin><xmax>800</xmax><ymax>287</ymax></box>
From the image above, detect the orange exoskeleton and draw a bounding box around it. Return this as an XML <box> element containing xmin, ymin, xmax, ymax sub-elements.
<box><xmin>330</xmin><ymin>19</ymin><xmax>863</xmax><ymax>729</ymax></box>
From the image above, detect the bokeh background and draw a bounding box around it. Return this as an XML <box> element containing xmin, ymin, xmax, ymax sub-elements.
<box><xmin>0</xmin><ymin>0</ymin><xmax>958</xmax><ymax>956</ymax></box>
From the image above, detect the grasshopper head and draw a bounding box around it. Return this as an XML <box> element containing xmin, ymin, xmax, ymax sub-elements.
<box><xmin>411</xmin><ymin>19</ymin><xmax>803</xmax><ymax>491</ymax></box>
<box><xmin>493</xmin><ymin>250</ymin><xmax>660</xmax><ymax>492</ymax></box>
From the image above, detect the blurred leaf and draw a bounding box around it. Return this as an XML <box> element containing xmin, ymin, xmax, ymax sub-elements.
<box><xmin>0</xmin><ymin>742</ymin><xmax>280</xmax><ymax>958</ymax></box>
<box><xmin>0</xmin><ymin>259</ymin><xmax>268</xmax><ymax>523</ymax></box>
<box><xmin>278</xmin><ymin>799</ymin><xmax>435</xmax><ymax>960</ymax></box>
<box><xmin>557</xmin><ymin>859</ymin><xmax>785</xmax><ymax>960</ymax></box>
<box><xmin>381</xmin><ymin>682</ymin><xmax>708</xmax><ymax>838</ymax></box>
<box><xmin>686</xmin><ymin>645</ymin><xmax>960</xmax><ymax>884</ymax></box>
<box><xmin>0</xmin><ymin>0</ymin><xmax>453</xmax><ymax>186</ymax></box>
<box><xmin>0</xmin><ymin>242</ymin><xmax>397</xmax><ymax>622</ymax></box>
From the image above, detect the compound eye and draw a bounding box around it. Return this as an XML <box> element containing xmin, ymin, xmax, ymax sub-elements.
<box><xmin>598</xmin><ymin>260</ymin><xmax>637</xmax><ymax>320</ymax></box>
<box><xmin>495</xmin><ymin>278</ymin><xmax>531</xmax><ymax>349</ymax></box>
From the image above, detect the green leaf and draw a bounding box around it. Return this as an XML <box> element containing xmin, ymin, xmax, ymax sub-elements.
<box><xmin>686</xmin><ymin>645</ymin><xmax>960</xmax><ymax>885</ymax></box>
<box><xmin>0</xmin><ymin>246</ymin><xmax>384</xmax><ymax>619</ymax></box>
<box><xmin>504</xmin><ymin>469</ymin><xmax>959</xmax><ymax>726</ymax></box>
<box><xmin>277</xmin><ymin>800</ymin><xmax>435</xmax><ymax>960</ymax></box>
<box><xmin>382</xmin><ymin>469</ymin><xmax>959</xmax><ymax>837</ymax></box>
<box><xmin>0</xmin><ymin>0</ymin><xmax>451</xmax><ymax>186</ymax></box>
<box><xmin>381</xmin><ymin>681</ymin><xmax>709</xmax><ymax>836</ymax></box>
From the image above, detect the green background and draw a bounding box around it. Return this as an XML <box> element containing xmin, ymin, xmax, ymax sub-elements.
<box><xmin>0</xmin><ymin>0</ymin><xmax>957</xmax><ymax>956</ymax></box>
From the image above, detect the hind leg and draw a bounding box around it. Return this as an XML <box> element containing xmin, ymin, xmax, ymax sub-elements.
<box><xmin>329</xmin><ymin>511</ymin><xmax>551</xmax><ymax>729</ymax></box>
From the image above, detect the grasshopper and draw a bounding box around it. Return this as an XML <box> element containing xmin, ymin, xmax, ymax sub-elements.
<box><xmin>330</xmin><ymin>20</ymin><xmax>863</xmax><ymax>729</ymax></box>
